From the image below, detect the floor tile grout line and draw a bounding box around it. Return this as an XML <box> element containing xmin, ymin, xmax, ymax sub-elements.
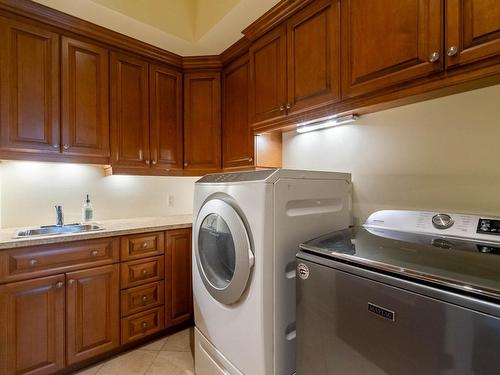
<box><xmin>143</xmin><ymin>349</ymin><xmax>162</xmax><ymax>375</ymax></box>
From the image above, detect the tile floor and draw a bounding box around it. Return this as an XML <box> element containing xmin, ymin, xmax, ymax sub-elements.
<box><xmin>75</xmin><ymin>328</ymin><xmax>194</xmax><ymax>375</ymax></box>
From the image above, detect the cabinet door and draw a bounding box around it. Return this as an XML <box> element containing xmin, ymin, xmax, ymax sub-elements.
<box><xmin>183</xmin><ymin>72</ymin><xmax>221</xmax><ymax>172</ymax></box>
<box><xmin>222</xmin><ymin>55</ymin><xmax>254</xmax><ymax>169</ymax></box>
<box><xmin>110</xmin><ymin>52</ymin><xmax>150</xmax><ymax>169</ymax></box>
<box><xmin>61</xmin><ymin>37</ymin><xmax>110</xmax><ymax>161</ymax></box>
<box><xmin>0</xmin><ymin>275</ymin><xmax>65</xmax><ymax>375</ymax></box>
<box><xmin>165</xmin><ymin>229</ymin><xmax>192</xmax><ymax>328</ymax></box>
<box><xmin>149</xmin><ymin>64</ymin><xmax>183</xmax><ymax>171</ymax></box>
<box><xmin>249</xmin><ymin>25</ymin><xmax>287</xmax><ymax>125</ymax></box>
<box><xmin>0</xmin><ymin>17</ymin><xmax>60</xmax><ymax>154</ymax></box>
<box><xmin>341</xmin><ymin>0</ymin><xmax>443</xmax><ymax>98</ymax></box>
<box><xmin>66</xmin><ymin>264</ymin><xmax>119</xmax><ymax>365</ymax></box>
<box><xmin>446</xmin><ymin>0</ymin><xmax>500</xmax><ymax>68</ymax></box>
<box><xmin>287</xmin><ymin>0</ymin><xmax>340</xmax><ymax>114</ymax></box>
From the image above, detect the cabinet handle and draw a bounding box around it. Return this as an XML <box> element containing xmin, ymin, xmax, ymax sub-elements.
<box><xmin>52</xmin><ymin>144</ymin><xmax>59</xmax><ymax>149</ymax></box>
<box><xmin>90</xmin><ymin>250</ymin><xmax>98</xmax><ymax>257</ymax></box>
<box><xmin>152</xmin><ymin>160</ymin><xmax>157</xmax><ymax>165</ymax></box>
<box><xmin>30</xmin><ymin>259</ymin><xmax>38</xmax><ymax>266</ymax></box>
<box><xmin>145</xmin><ymin>159</ymin><xmax>150</xmax><ymax>165</ymax></box>
<box><xmin>142</xmin><ymin>269</ymin><xmax>148</xmax><ymax>276</ymax></box>
<box><xmin>142</xmin><ymin>322</ymin><xmax>148</xmax><ymax>329</ymax></box>
<box><xmin>248</xmin><ymin>157</ymin><xmax>253</xmax><ymax>162</ymax></box>
<box><xmin>63</xmin><ymin>144</ymin><xmax>69</xmax><ymax>150</ymax></box>
<box><xmin>184</xmin><ymin>162</ymin><xmax>188</xmax><ymax>167</ymax></box>
<box><xmin>142</xmin><ymin>295</ymin><xmax>148</xmax><ymax>303</ymax></box>
<box><xmin>286</xmin><ymin>103</ymin><xmax>291</xmax><ymax>109</ymax></box>
<box><xmin>279</xmin><ymin>105</ymin><xmax>285</xmax><ymax>112</ymax></box>
<box><xmin>55</xmin><ymin>281</ymin><xmax>64</xmax><ymax>289</ymax></box>
<box><xmin>429</xmin><ymin>51</ymin><xmax>440</xmax><ymax>63</ymax></box>
<box><xmin>447</xmin><ymin>46</ymin><xmax>458</xmax><ymax>57</ymax></box>
<box><xmin>141</xmin><ymin>242</ymin><xmax>148</xmax><ymax>248</ymax></box>
<box><xmin>68</xmin><ymin>279</ymin><xmax>75</xmax><ymax>286</ymax></box>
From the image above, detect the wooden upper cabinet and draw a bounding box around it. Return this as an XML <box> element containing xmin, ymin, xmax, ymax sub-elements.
<box><xmin>0</xmin><ymin>17</ymin><xmax>60</xmax><ymax>154</ymax></box>
<box><xmin>61</xmin><ymin>37</ymin><xmax>110</xmax><ymax>161</ymax></box>
<box><xmin>165</xmin><ymin>229</ymin><xmax>192</xmax><ymax>328</ymax></box>
<box><xmin>183</xmin><ymin>72</ymin><xmax>221</xmax><ymax>172</ymax></box>
<box><xmin>0</xmin><ymin>275</ymin><xmax>65</xmax><ymax>375</ymax></box>
<box><xmin>66</xmin><ymin>264</ymin><xmax>120</xmax><ymax>365</ymax></box>
<box><xmin>149</xmin><ymin>64</ymin><xmax>183</xmax><ymax>171</ymax></box>
<box><xmin>223</xmin><ymin>55</ymin><xmax>254</xmax><ymax>169</ymax></box>
<box><xmin>249</xmin><ymin>25</ymin><xmax>287</xmax><ymax>125</ymax></box>
<box><xmin>286</xmin><ymin>0</ymin><xmax>340</xmax><ymax>114</ymax></box>
<box><xmin>110</xmin><ymin>52</ymin><xmax>150</xmax><ymax>168</ymax></box>
<box><xmin>341</xmin><ymin>0</ymin><xmax>444</xmax><ymax>98</ymax></box>
<box><xmin>446</xmin><ymin>0</ymin><xmax>500</xmax><ymax>68</ymax></box>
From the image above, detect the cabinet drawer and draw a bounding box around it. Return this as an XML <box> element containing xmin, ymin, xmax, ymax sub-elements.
<box><xmin>0</xmin><ymin>238</ymin><xmax>120</xmax><ymax>283</ymax></box>
<box><xmin>120</xmin><ymin>256</ymin><xmax>164</xmax><ymax>289</ymax></box>
<box><xmin>121</xmin><ymin>306</ymin><xmax>165</xmax><ymax>344</ymax></box>
<box><xmin>121</xmin><ymin>232</ymin><xmax>164</xmax><ymax>261</ymax></box>
<box><xmin>121</xmin><ymin>281</ymin><xmax>165</xmax><ymax>317</ymax></box>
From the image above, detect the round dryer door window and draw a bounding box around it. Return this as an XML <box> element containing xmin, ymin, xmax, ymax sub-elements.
<box><xmin>195</xmin><ymin>199</ymin><xmax>254</xmax><ymax>305</ymax></box>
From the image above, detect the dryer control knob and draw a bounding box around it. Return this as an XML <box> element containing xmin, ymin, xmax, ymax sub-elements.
<box><xmin>432</xmin><ymin>213</ymin><xmax>454</xmax><ymax>230</ymax></box>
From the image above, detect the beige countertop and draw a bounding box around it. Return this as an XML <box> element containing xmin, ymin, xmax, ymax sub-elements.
<box><xmin>0</xmin><ymin>215</ymin><xmax>193</xmax><ymax>250</ymax></box>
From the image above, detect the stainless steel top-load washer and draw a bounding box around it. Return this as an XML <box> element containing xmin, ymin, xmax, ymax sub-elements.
<box><xmin>296</xmin><ymin>210</ymin><xmax>500</xmax><ymax>375</ymax></box>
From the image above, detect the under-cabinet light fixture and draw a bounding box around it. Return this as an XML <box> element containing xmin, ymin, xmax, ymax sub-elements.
<box><xmin>296</xmin><ymin>114</ymin><xmax>359</xmax><ymax>133</ymax></box>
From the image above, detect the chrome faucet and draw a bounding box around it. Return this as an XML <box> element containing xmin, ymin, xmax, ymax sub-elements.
<box><xmin>55</xmin><ymin>205</ymin><xmax>64</xmax><ymax>226</ymax></box>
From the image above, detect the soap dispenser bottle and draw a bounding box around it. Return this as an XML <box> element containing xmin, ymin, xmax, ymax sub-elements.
<box><xmin>82</xmin><ymin>194</ymin><xmax>94</xmax><ymax>223</ymax></box>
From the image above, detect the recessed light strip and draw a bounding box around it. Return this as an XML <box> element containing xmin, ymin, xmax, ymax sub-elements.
<box><xmin>296</xmin><ymin>114</ymin><xmax>359</xmax><ymax>133</ymax></box>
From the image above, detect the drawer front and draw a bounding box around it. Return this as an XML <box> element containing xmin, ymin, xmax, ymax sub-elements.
<box><xmin>121</xmin><ymin>306</ymin><xmax>165</xmax><ymax>344</ymax></box>
<box><xmin>121</xmin><ymin>232</ymin><xmax>165</xmax><ymax>261</ymax></box>
<box><xmin>120</xmin><ymin>256</ymin><xmax>164</xmax><ymax>289</ymax></box>
<box><xmin>0</xmin><ymin>238</ymin><xmax>120</xmax><ymax>283</ymax></box>
<box><xmin>121</xmin><ymin>281</ymin><xmax>165</xmax><ymax>317</ymax></box>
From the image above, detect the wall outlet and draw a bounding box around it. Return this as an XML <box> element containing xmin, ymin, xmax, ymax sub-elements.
<box><xmin>168</xmin><ymin>194</ymin><xmax>174</xmax><ymax>207</ymax></box>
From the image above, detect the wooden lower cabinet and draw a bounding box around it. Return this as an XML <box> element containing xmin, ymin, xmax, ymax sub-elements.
<box><xmin>165</xmin><ymin>228</ymin><xmax>193</xmax><ymax>328</ymax></box>
<box><xmin>121</xmin><ymin>306</ymin><xmax>165</xmax><ymax>345</ymax></box>
<box><xmin>0</xmin><ymin>274</ymin><xmax>65</xmax><ymax>375</ymax></box>
<box><xmin>66</xmin><ymin>264</ymin><xmax>120</xmax><ymax>365</ymax></box>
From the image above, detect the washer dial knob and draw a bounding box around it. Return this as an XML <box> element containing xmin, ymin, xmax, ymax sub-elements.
<box><xmin>432</xmin><ymin>214</ymin><xmax>454</xmax><ymax>229</ymax></box>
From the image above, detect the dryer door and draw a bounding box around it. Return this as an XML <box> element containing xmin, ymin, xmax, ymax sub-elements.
<box><xmin>194</xmin><ymin>199</ymin><xmax>254</xmax><ymax>305</ymax></box>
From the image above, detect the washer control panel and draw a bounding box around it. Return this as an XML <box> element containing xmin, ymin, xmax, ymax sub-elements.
<box><xmin>477</xmin><ymin>219</ymin><xmax>500</xmax><ymax>236</ymax></box>
<box><xmin>432</xmin><ymin>213</ymin><xmax>454</xmax><ymax>230</ymax></box>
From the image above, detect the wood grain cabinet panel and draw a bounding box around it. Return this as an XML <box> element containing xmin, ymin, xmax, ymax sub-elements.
<box><xmin>286</xmin><ymin>0</ymin><xmax>340</xmax><ymax>114</ymax></box>
<box><xmin>120</xmin><ymin>281</ymin><xmax>165</xmax><ymax>317</ymax></box>
<box><xmin>341</xmin><ymin>0</ymin><xmax>444</xmax><ymax>98</ymax></box>
<box><xmin>165</xmin><ymin>229</ymin><xmax>192</xmax><ymax>328</ymax></box>
<box><xmin>61</xmin><ymin>37</ymin><xmax>110</xmax><ymax>161</ymax></box>
<box><xmin>222</xmin><ymin>55</ymin><xmax>254</xmax><ymax>169</ymax></box>
<box><xmin>446</xmin><ymin>0</ymin><xmax>500</xmax><ymax>68</ymax></box>
<box><xmin>183</xmin><ymin>72</ymin><xmax>221</xmax><ymax>172</ymax></box>
<box><xmin>0</xmin><ymin>274</ymin><xmax>65</xmax><ymax>375</ymax></box>
<box><xmin>121</xmin><ymin>232</ymin><xmax>165</xmax><ymax>261</ymax></box>
<box><xmin>0</xmin><ymin>17</ymin><xmax>60</xmax><ymax>154</ymax></box>
<box><xmin>249</xmin><ymin>25</ymin><xmax>287</xmax><ymax>125</ymax></box>
<box><xmin>121</xmin><ymin>255</ymin><xmax>165</xmax><ymax>289</ymax></box>
<box><xmin>121</xmin><ymin>306</ymin><xmax>165</xmax><ymax>344</ymax></box>
<box><xmin>66</xmin><ymin>264</ymin><xmax>120</xmax><ymax>365</ymax></box>
<box><xmin>110</xmin><ymin>52</ymin><xmax>150</xmax><ymax>169</ymax></box>
<box><xmin>149</xmin><ymin>64</ymin><xmax>183</xmax><ymax>171</ymax></box>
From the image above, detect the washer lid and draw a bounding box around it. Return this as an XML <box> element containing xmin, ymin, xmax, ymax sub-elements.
<box><xmin>300</xmin><ymin>227</ymin><xmax>500</xmax><ymax>301</ymax></box>
<box><xmin>194</xmin><ymin>199</ymin><xmax>254</xmax><ymax>305</ymax></box>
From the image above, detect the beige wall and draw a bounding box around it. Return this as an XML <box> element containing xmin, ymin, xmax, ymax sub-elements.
<box><xmin>283</xmin><ymin>84</ymin><xmax>500</xmax><ymax>225</ymax></box>
<box><xmin>0</xmin><ymin>162</ymin><xmax>197</xmax><ymax>228</ymax></box>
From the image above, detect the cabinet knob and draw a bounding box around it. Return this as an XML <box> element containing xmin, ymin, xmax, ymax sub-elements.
<box><xmin>248</xmin><ymin>157</ymin><xmax>253</xmax><ymax>162</ymax></box>
<box><xmin>286</xmin><ymin>103</ymin><xmax>291</xmax><ymax>109</ymax></box>
<box><xmin>142</xmin><ymin>295</ymin><xmax>148</xmax><ymax>303</ymax></box>
<box><xmin>447</xmin><ymin>46</ymin><xmax>458</xmax><ymax>57</ymax></box>
<box><xmin>30</xmin><ymin>259</ymin><xmax>38</xmax><ymax>266</ymax></box>
<box><xmin>142</xmin><ymin>322</ymin><xmax>148</xmax><ymax>329</ymax></box>
<box><xmin>53</xmin><ymin>144</ymin><xmax>59</xmax><ymax>149</ymax></box>
<box><xmin>63</xmin><ymin>144</ymin><xmax>69</xmax><ymax>150</ymax></box>
<box><xmin>152</xmin><ymin>160</ymin><xmax>157</xmax><ymax>165</ymax></box>
<box><xmin>55</xmin><ymin>281</ymin><xmax>64</xmax><ymax>289</ymax></box>
<box><xmin>279</xmin><ymin>105</ymin><xmax>285</xmax><ymax>112</ymax></box>
<box><xmin>68</xmin><ymin>279</ymin><xmax>75</xmax><ymax>286</ymax></box>
<box><xmin>145</xmin><ymin>159</ymin><xmax>150</xmax><ymax>165</ymax></box>
<box><xmin>91</xmin><ymin>250</ymin><xmax>98</xmax><ymax>257</ymax></box>
<box><xmin>429</xmin><ymin>51</ymin><xmax>440</xmax><ymax>63</ymax></box>
<box><xmin>183</xmin><ymin>162</ymin><xmax>188</xmax><ymax>167</ymax></box>
<box><xmin>141</xmin><ymin>242</ymin><xmax>148</xmax><ymax>249</ymax></box>
<box><xmin>142</xmin><ymin>269</ymin><xmax>148</xmax><ymax>276</ymax></box>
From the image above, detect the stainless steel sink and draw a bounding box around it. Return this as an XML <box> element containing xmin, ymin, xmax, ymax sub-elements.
<box><xmin>14</xmin><ymin>223</ymin><xmax>104</xmax><ymax>238</ymax></box>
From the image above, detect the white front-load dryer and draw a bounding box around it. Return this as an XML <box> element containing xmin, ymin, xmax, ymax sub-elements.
<box><xmin>192</xmin><ymin>169</ymin><xmax>352</xmax><ymax>375</ymax></box>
